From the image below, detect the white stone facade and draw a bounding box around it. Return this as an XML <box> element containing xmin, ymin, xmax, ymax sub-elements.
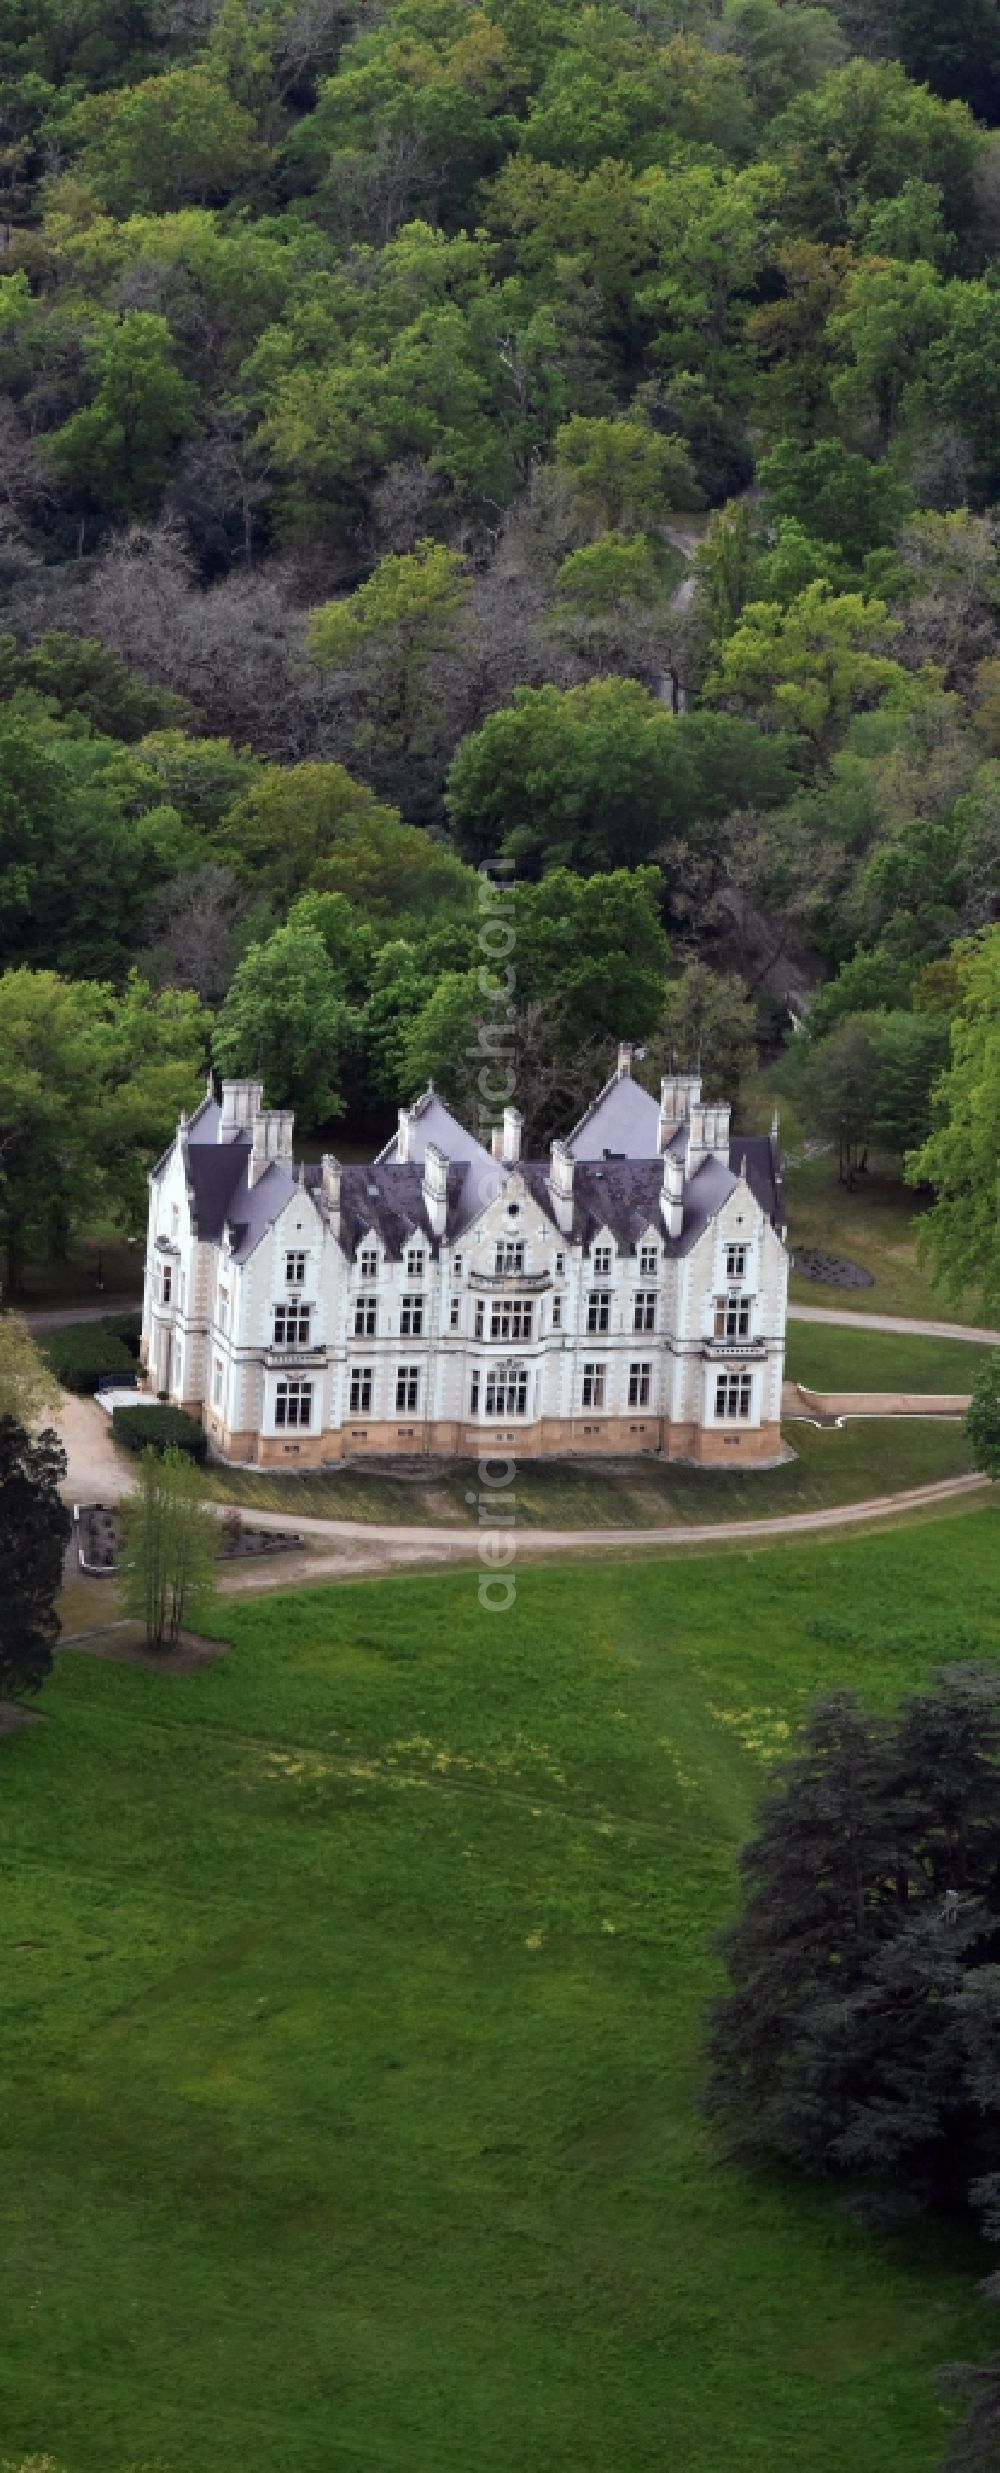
<box><xmin>141</xmin><ymin>1058</ymin><xmax>788</xmax><ymax>1467</ymax></box>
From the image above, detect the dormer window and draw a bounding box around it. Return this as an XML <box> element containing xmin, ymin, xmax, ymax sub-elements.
<box><xmin>359</xmin><ymin>1246</ymin><xmax>378</xmax><ymax>1280</ymax></box>
<box><xmin>285</xmin><ymin>1250</ymin><xmax>306</xmax><ymax>1286</ymax></box>
<box><xmin>639</xmin><ymin>1244</ymin><xmax>658</xmax><ymax>1276</ymax></box>
<box><xmin>406</xmin><ymin>1246</ymin><xmax>425</xmax><ymax>1279</ymax></box>
<box><xmin>593</xmin><ymin>1244</ymin><xmax>612</xmax><ymax>1276</ymax></box>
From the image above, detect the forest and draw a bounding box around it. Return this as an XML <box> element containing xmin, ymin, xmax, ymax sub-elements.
<box><xmin>0</xmin><ymin>0</ymin><xmax>998</xmax><ymax>1300</ymax></box>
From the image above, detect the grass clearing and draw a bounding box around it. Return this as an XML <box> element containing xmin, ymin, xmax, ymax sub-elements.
<box><xmin>785</xmin><ymin>1153</ymin><xmax>990</xmax><ymax>1324</ymax></box>
<box><xmin>204</xmin><ymin>1419</ymin><xmax>977</xmax><ymax>1530</ymax></box>
<box><xmin>4</xmin><ymin>1515</ymin><xmax>1000</xmax><ymax>2472</ymax></box>
<box><xmin>786</xmin><ymin>1322</ymin><xmax>994</xmax><ymax>1394</ymax></box>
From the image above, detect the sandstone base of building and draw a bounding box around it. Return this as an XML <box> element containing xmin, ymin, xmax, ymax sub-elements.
<box><xmin>202</xmin><ymin>1412</ymin><xmax>784</xmax><ymax>1470</ymax></box>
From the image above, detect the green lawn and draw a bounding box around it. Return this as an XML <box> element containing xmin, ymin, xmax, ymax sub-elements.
<box><xmin>205</xmin><ymin>1418</ymin><xmax>978</xmax><ymax>1529</ymax></box>
<box><xmin>785</xmin><ymin>1152</ymin><xmax>992</xmax><ymax>1324</ymax></box>
<box><xmin>4</xmin><ymin>1516</ymin><xmax>1000</xmax><ymax>2473</ymax></box>
<box><xmin>786</xmin><ymin>1322</ymin><xmax>995</xmax><ymax>1394</ymax></box>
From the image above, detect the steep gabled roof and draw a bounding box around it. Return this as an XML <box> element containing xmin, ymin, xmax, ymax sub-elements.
<box><xmin>565</xmin><ymin>1068</ymin><xmax>661</xmax><ymax>1160</ymax></box>
<box><xmin>375</xmin><ymin>1086</ymin><xmax>492</xmax><ymax>1169</ymax></box>
<box><xmin>222</xmin><ymin>1159</ymin><xmax>299</xmax><ymax>1262</ymax></box>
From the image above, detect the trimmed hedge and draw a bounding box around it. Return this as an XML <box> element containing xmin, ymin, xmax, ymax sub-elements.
<box><xmin>112</xmin><ymin>1405</ymin><xmax>207</xmax><ymax>1462</ymax></box>
<box><xmin>40</xmin><ymin>1317</ymin><xmax>139</xmax><ymax>1394</ymax></box>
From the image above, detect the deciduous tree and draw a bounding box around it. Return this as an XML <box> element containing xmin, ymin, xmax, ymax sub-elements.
<box><xmin>122</xmin><ymin>1443</ymin><xmax>217</xmax><ymax>1652</ymax></box>
<box><xmin>908</xmin><ymin>925</ymin><xmax>1000</xmax><ymax>1311</ymax></box>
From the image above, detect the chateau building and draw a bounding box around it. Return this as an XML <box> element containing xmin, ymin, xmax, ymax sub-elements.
<box><xmin>141</xmin><ymin>1049</ymin><xmax>789</xmax><ymax>1467</ymax></box>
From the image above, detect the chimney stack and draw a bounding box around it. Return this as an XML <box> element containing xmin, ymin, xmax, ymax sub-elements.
<box><xmin>321</xmin><ymin>1154</ymin><xmax>341</xmax><ymax>1236</ymax></box>
<box><xmin>502</xmin><ymin>1106</ymin><xmax>522</xmax><ymax>1163</ymax></box>
<box><xmin>397</xmin><ymin>1106</ymin><xmax>412</xmax><ymax>1163</ymax></box>
<box><xmin>662</xmin><ymin>1150</ymin><xmax>684</xmax><ymax>1242</ymax></box>
<box><xmin>548</xmin><ymin>1138</ymin><xmax>575</xmax><ymax>1236</ymax></box>
<box><xmin>219</xmin><ymin>1077</ymin><xmax>264</xmax><ymax>1141</ymax></box>
<box><xmin>617</xmin><ymin>1042</ymin><xmax>634</xmax><ymax>1079</ymax></box>
<box><xmin>247</xmin><ymin>1106</ymin><xmax>295</xmax><ymax>1185</ymax></box>
<box><xmin>687</xmin><ymin>1100</ymin><xmax>731</xmax><ymax>1175</ymax></box>
<box><xmin>423</xmin><ymin>1141</ymin><xmax>448</xmax><ymax>1238</ymax></box>
<box><xmin>491</xmin><ymin>1125</ymin><xmax>504</xmax><ymax>1159</ymax></box>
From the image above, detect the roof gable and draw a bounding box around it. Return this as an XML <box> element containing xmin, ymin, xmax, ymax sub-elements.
<box><xmin>566</xmin><ymin>1070</ymin><xmax>661</xmax><ymax>1160</ymax></box>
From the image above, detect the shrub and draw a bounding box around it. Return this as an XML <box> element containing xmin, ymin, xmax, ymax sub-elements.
<box><xmin>112</xmin><ymin>1405</ymin><xmax>206</xmax><ymax>1462</ymax></box>
<box><xmin>40</xmin><ymin>1319</ymin><xmax>138</xmax><ymax>1394</ymax></box>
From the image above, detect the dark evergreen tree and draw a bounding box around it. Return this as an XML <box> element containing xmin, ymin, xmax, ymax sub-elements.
<box><xmin>706</xmin><ymin>1692</ymin><xmax>899</xmax><ymax>2160</ymax></box>
<box><xmin>707</xmin><ymin>1666</ymin><xmax>1000</xmax><ymax>2206</ymax></box>
<box><xmin>0</xmin><ymin>1417</ymin><xmax>71</xmax><ymax>1699</ymax></box>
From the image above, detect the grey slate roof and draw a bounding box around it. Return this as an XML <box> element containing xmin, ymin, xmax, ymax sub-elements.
<box><xmin>187</xmin><ymin>1094</ymin><xmax>222</xmax><ymax>1144</ymax></box>
<box><xmin>566</xmin><ymin>1070</ymin><xmax>662</xmax><ymax>1159</ymax></box>
<box><xmin>375</xmin><ymin>1086</ymin><xmax>493</xmax><ymax>1169</ymax></box>
<box><xmin>166</xmin><ymin>1076</ymin><xmax>783</xmax><ymax>1264</ymax></box>
<box><xmin>223</xmin><ymin>1160</ymin><xmax>298</xmax><ymax>1263</ymax></box>
<box><xmin>183</xmin><ymin>1134</ymin><xmax>249</xmax><ymax>1239</ymax></box>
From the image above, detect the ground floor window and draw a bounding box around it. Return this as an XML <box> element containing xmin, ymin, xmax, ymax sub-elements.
<box><xmin>396</xmin><ymin>1364</ymin><xmax>420</xmax><ymax>1413</ymax></box>
<box><xmin>350</xmin><ymin>1366</ymin><xmax>373</xmax><ymax>1414</ymax></box>
<box><xmin>275</xmin><ymin>1378</ymin><xmax>313</xmax><ymax>1429</ymax></box>
<box><xmin>628</xmin><ymin>1361</ymin><xmax>652</xmax><ymax>1407</ymax></box>
<box><xmin>582</xmin><ymin>1362</ymin><xmax>606</xmax><ymax>1410</ymax></box>
<box><xmin>715</xmin><ymin>1370</ymin><xmax>752</xmax><ymax>1420</ymax></box>
<box><xmin>484</xmin><ymin>1366</ymin><xmax>528</xmax><ymax>1417</ymax></box>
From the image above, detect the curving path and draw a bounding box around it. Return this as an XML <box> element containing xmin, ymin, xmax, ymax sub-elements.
<box><xmin>788</xmin><ymin>1303</ymin><xmax>1000</xmax><ymax>1344</ymax></box>
<box><xmin>208</xmin><ymin>1471</ymin><xmax>992</xmax><ymax>1595</ymax></box>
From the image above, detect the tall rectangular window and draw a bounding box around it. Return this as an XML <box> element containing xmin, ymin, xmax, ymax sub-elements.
<box><xmin>212</xmin><ymin>1357</ymin><xmax>223</xmax><ymax>1408</ymax></box>
<box><xmin>593</xmin><ymin>1244</ymin><xmax>612</xmax><ymax>1276</ymax></box>
<box><xmin>449</xmin><ymin>1298</ymin><xmax>460</xmax><ymax>1330</ymax></box>
<box><xmin>396</xmin><ymin>1364</ymin><xmax>420</xmax><ymax>1413</ymax></box>
<box><xmin>285</xmin><ymin>1251</ymin><xmax>306</xmax><ymax>1285</ymax></box>
<box><xmin>405</xmin><ymin>1247</ymin><xmax>425</xmax><ymax>1279</ymax></box>
<box><xmin>275</xmin><ymin>1379</ymin><xmax>313</xmax><ymax>1428</ymax></box>
<box><xmin>359</xmin><ymin>1246</ymin><xmax>378</xmax><ymax>1280</ymax></box>
<box><xmin>273</xmin><ymin>1304</ymin><xmax>311</xmax><ymax>1345</ymax></box>
<box><xmin>639</xmin><ymin>1244</ymin><xmax>658</xmax><ymax>1276</ymax></box>
<box><xmin>628</xmin><ymin>1362</ymin><xmax>652</xmax><ymax>1407</ymax></box>
<box><xmin>400</xmin><ymin>1294</ymin><xmax>424</xmax><ymax>1336</ymax></box>
<box><xmin>715</xmin><ymin>1370</ymin><xmax>752</xmax><ymax>1420</ymax></box>
<box><xmin>494</xmin><ymin>1239</ymin><xmax>525</xmax><ymax>1274</ymax></box>
<box><xmin>470</xmin><ymin>1370</ymin><xmax>481</xmax><ymax>1414</ymax></box>
<box><xmin>485</xmin><ymin>1367</ymin><xmax>529</xmax><ymax>1416</ymax></box>
<box><xmin>587</xmin><ymin>1291</ymin><xmax>611</xmax><ymax>1333</ymax></box>
<box><xmin>551</xmin><ymin>1294</ymin><xmax>562</xmax><ymax>1331</ymax></box>
<box><xmin>633</xmin><ymin>1291</ymin><xmax>656</xmax><ymax>1332</ymax></box>
<box><xmin>453</xmin><ymin>1254</ymin><xmax>463</xmax><ymax>1277</ymax></box>
<box><xmin>582</xmin><ymin>1362</ymin><xmax>606</xmax><ymax>1409</ymax></box>
<box><xmin>217</xmin><ymin>1284</ymin><xmax>229</xmax><ymax>1333</ymax></box>
<box><xmin>714</xmin><ymin>1295</ymin><xmax>751</xmax><ymax>1340</ymax></box>
<box><xmin>355</xmin><ymin>1295</ymin><xmax>377</xmax><ymax>1337</ymax></box>
<box><xmin>555</xmin><ymin>1253</ymin><xmax>565</xmax><ymax>1276</ymax></box>
<box><xmin>490</xmin><ymin>1299</ymin><xmax>532</xmax><ymax>1341</ymax></box>
<box><xmin>161</xmin><ymin>1264</ymin><xmax>173</xmax><ymax>1305</ymax></box>
<box><xmin>725</xmin><ymin>1244</ymin><xmax>748</xmax><ymax>1281</ymax></box>
<box><xmin>349</xmin><ymin>1367</ymin><xmax>373</xmax><ymax>1414</ymax></box>
<box><xmin>474</xmin><ymin>1298</ymin><xmax>485</xmax><ymax>1340</ymax></box>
